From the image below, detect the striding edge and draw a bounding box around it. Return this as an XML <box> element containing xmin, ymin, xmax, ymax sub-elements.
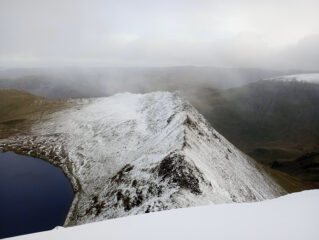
<box><xmin>0</xmin><ymin>91</ymin><xmax>286</xmax><ymax>226</ymax></box>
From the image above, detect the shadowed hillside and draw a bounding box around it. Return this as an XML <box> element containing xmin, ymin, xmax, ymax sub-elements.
<box><xmin>192</xmin><ymin>80</ymin><xmax>319</xmax><ymax>183</ymax></box>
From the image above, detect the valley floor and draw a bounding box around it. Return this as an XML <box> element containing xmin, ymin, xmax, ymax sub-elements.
<box><xmin>10</xmin><ymin>190</ymin><xmax>319</xmax><ymax>240</ymax></box>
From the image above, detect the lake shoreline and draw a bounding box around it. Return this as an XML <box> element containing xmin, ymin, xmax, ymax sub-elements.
<box><xmin>0</xmin><ymin>151</ymin><xmax>74</xmax><ymax>238</ymax></box>
<box><xmin>0</xmin><ymin>141</ymin><xmax>81</xmax><ymax>227</ymax></box>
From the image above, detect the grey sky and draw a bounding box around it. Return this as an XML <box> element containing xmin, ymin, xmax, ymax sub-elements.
<box><xmin>0</xmin><ymin>0</ymin><xmax>318</xmax><ymax>69</ymax></box>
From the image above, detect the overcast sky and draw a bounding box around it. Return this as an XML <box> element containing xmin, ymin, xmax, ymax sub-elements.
<box><xmin>0</xmin><ymin>0</ymin><xmax>318</xmax><ymax>70</ymax></box>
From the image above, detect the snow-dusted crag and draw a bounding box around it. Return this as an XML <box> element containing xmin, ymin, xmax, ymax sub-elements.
<box><xmin>265</xmin><ymin>73</ymin><xmax>319</xmax><ymax>83</ymax></box>
<box><xmin>0</xmin><ymin>92</ymin><xmax>285</xmax><ymax>226</ymax></box>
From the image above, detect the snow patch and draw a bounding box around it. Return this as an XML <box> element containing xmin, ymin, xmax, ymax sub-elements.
<box><xmin>265</xmin><ymin>73</ymin><xmax>319</xmax><ymax>83</ymax></box>
<box><xmin>9</xmin><ymin>190</ymin><xmax>319</xmax><ymax>240</ymax></box>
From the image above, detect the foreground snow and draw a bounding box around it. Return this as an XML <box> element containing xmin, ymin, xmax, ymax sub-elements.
<box><xmin>10</xmin><ymin>190</ymin><xmax>319</xmax><ymax>240</ymax></box>
<box><xmin>265</xmin><ymin>73</ymin><xmax>319</xmax><ymax>83</ymax></box>
<box><xmin>0</xmin><ymin>92</ymin><xmax>284</xmax><ymax>226</ymax></box>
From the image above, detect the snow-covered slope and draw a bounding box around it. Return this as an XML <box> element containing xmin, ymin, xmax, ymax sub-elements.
<box><xmin>9</xmin><ymin>190</ymin><xmax>319</xmax><ymax>240</ymax></box>
<box><xmin>0</xmin><ymin>92</ymin><xmax>285</xmax><ymax>226</ymax></box>
<box><xmin>265</xmin><ymin>73</ymin><xmax>319</xmax><ymax>83</ymax></box>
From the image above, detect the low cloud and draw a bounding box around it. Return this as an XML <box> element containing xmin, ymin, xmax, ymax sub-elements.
<box><xmin>0</xmin><ymin>0</ymin><xmax>318</xmax><ymax>70</ymax></box>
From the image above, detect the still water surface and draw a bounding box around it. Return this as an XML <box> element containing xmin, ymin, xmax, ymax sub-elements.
<box><xmin>0</xmin><ymin>152</ymin><xmax>74</xmax><ymax>239</ymax></box>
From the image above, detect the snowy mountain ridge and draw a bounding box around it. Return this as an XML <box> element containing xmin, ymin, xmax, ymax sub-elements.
<box><xmin>0</xmin><ymin>91</ymin><xmax>285</xmax><ymax>226</ymax></box>
<box><xmin>265</xmin><ymin>73</ymin><xmax>319</xmax><ymax>83</ymax></box>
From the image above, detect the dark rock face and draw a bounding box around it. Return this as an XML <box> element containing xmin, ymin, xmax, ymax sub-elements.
<box><xmin>158</xmin><ymin>152</ymin><xmax>202</xmax><ymax>195</ymax></box>
<box><xmin>78</xmin><ymin>150</ymin><xmax>208</xmax><ymax>221</ymax></box>
<box><xmin>85</xmin><ymin>196</ymin><xmax>105</xmax><ymax>216</ymax></box>
<box><xmin>107</xmin><ymin>164</ymin><xmax>150</xmax><ymax>212</ymax></box>
<box><xmin>85</xmin><ymin>151</ymin><xmax>204</xmax><ymax>218</ymax></box>
<box><xmin>111</xmin><ymin>164</ymin><xmax>134</xmax><ymax>184</ymax></box>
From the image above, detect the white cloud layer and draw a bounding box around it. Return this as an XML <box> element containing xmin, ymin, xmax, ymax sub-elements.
<box><xmin>0</xmin><ymin>0</ymin><xmax>318</xmax><ymax>69</ymax></box>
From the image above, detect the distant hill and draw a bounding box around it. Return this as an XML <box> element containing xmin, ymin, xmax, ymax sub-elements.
<box><xmin>0</xmin><ymin>67</ymin><xmax>308</xmax><ymax>99</ymax></box>
<box><xmin>191</xmin><ymin>78</ymin><xmax>319</xmax><ymax>183</ymax></box>
<box><xmin>266</xmin><ymin>73</ymin><xmax>319</xmax><ymax>83</ymax></box>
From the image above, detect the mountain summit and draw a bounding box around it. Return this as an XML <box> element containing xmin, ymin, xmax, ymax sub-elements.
<box><xmin>0</xmin><ymin>91</ymin><xmax>285</xmax><ymax>226</ymax></box>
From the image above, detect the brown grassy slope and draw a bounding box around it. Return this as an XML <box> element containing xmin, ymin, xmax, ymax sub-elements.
<box><xmin>0</xmin><ymin>89</ymin><xmax>65</xmax><ymax>138</ymax></box>
<box><xmin>0</xmin><ymin>88</ymin><xmax>53</xmax><ymax>122</ymax></box>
